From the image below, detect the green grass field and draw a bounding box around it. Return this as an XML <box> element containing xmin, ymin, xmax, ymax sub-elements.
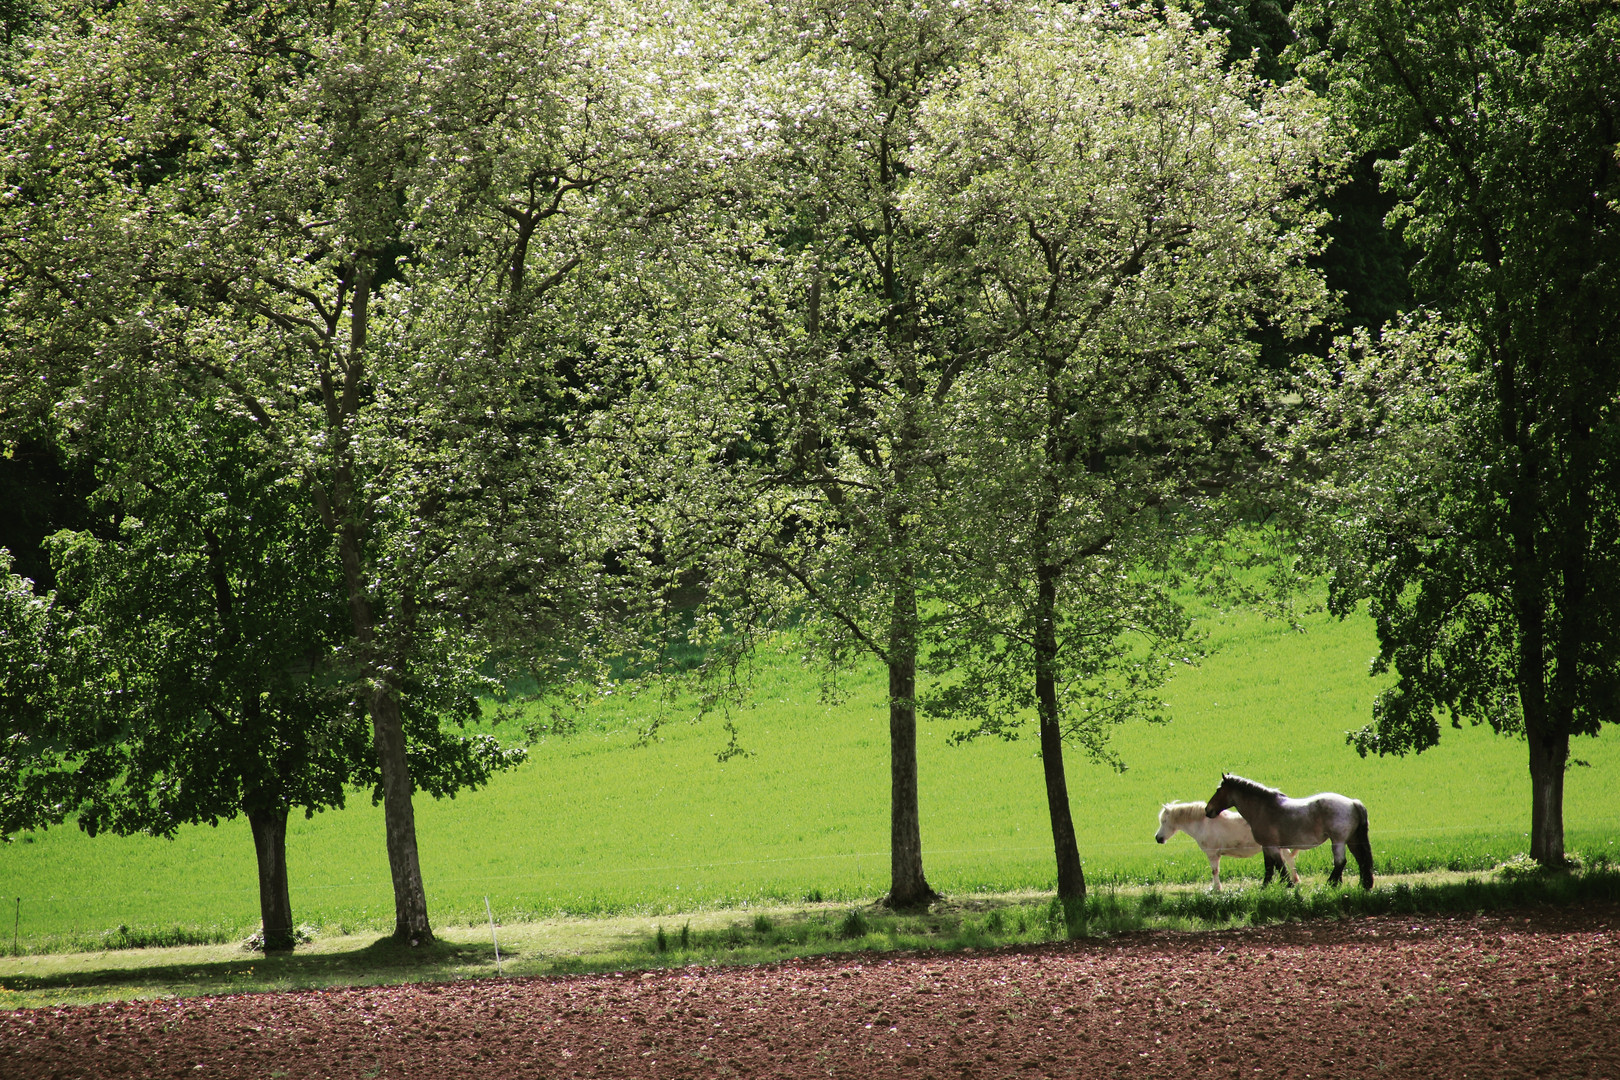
<box><xmin>2</xmin><ymin>602</ymin><xmax>1617</xmax><ymax>953</ymax></box>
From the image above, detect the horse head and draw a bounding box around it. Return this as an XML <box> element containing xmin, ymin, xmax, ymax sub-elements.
<box><xmin>1204</xmin><ymin>774</ymin><xmax>1237</xmax><ymax>818</ymax></box>
<box><xmin>1154</xmin><ymin>804</ymin><xmax>1174</xmax><ymax>843</ymax></box>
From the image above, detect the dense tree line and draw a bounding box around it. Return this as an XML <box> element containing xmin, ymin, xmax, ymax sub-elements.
<box><xmin>1</xmin><ymin>0</ymin><xmax>1613</xmax><ymax>949</ymax></box>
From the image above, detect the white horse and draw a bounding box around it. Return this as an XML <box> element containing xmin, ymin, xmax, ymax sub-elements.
<box><xmin>1155</xmin><ymin>801</ymin><xmax>1299</xmax><ymax>891</ymax></box>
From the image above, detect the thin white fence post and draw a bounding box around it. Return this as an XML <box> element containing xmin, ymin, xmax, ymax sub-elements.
<box><xmin>484</xmin><ymin>896</ymin><xmax>502</xmax><ymax>975</ymax></box>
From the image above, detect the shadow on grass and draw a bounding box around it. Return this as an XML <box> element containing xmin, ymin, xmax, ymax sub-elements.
<box><xmin>639</xmin><ymin>866</ymin><xmax>1620</xmax><ymax>964</ymax></box>
<box><xmin>6</xmin><ymin>866</ymin><xmax>1617</xmax><ymax>1005</ymax></box>
<box><xmin>1065</xmin><ymin>863</ymin><xmax>1620</xmax><ymax>938</ymax></box>
<box><xmin>0</xmin><ymin>936</ymin><xmax>502</xmax><ymax>998</ymax></box>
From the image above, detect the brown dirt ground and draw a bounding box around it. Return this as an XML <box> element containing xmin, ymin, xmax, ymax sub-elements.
<box><xmin>3</xmin><ymin>902</ymin><xmax>1617</xmax><ymax>1080</ymax></box>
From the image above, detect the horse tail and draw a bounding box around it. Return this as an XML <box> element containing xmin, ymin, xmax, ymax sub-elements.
<box><xmin>1350</xmin><ymin>801</ymin><xmax>1374</xmax><ymax>890</ymax></box>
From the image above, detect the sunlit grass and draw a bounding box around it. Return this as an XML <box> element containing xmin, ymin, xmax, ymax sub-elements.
<box><xmin>1</xmin><ymin>599</ymin><xmax>1617</xmax><ymax>953</ymax></box>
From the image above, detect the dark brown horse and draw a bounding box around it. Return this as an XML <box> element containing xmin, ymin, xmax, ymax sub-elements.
<box><xmin>1204</xmin><ymin>773</ymin><xmax>1374</xmax><ymax>890</ymax></box>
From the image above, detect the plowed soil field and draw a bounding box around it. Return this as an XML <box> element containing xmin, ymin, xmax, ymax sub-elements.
<box><xmin>4</xmin><ymin>902</ymin><xmax>1617</xmax><ymax>1080</ymax></box>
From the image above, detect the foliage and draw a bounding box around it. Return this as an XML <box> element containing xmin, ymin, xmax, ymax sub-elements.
<box><xmin>0</xmin><ymin>0</ymin><xmax>721</xmax><ymax>939</ymax></box>
<box><xmin>0</xmin><ymin>438</ymin><xmax>96</xmax><ymax>593</ymax></box>
<box><xmin>1289</xmin><ymin>0</ymin><xmax>1620</xmax><ymax>864</ymax></box>
<box><xmin>897</xmin><ymin>4</ymin><xmax>1334</xmax><ymax>897</ymax></box>
<box><xmin>41</xmin><ymin>408</ymin><xmax>522</xmax><ymax>838</ymax></box>
<box><xmin>0</xmin><ymin>551</ymin><xmax>73</xmax><ymax>837</ymax></box>
<box><xmin>43</xmin><ymin>416</ymin><xmax>360</xmax><ymax>840</ymax></box>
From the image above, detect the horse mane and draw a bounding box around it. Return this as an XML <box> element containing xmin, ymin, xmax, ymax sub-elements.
<box><xmin>1221</xmin><ymin>773</ymin><xmax>1286</xmax><ymax>800</ymax></box>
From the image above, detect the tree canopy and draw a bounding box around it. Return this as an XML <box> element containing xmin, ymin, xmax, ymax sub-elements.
<box><xmin>0</xmin><ymin>0</ymin><xmax>711</xmax><ymax>941</ymax></box>
<box><xmin>1290</xmin><ymin>0</ymin><xmax>1620</xmax><ymax>865</ymax></box>
<box><xmin>903</xmin><ymin>4</ymin><xmax>1332</xmax><ymax>900</ymax></box>
<box><xmin>42</xmin><ymin>407</ymin><xmax>517</xmax><ymax>951</ymax></box>
<box><xmin>1</xmin><ymin>0</ymin><xmax>1611</xmax><ymax>929</ymax></box>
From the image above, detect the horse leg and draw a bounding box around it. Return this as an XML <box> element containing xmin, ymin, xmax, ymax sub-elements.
<box><xmin>1265</xmin><ymin>848</ymin><xmax>1294</xmax><ymax>888</ymax></box>
<box><xmin>1328</xmin><ymin>840</ymin><xmax>1347</xmax><ymax>886</ymax></box>
<box><xmin>1262</xmin><ymin>848</ymin><xmax>1281</xmax><ymax>887</ymax></box>
<box><xmin>1207</xmin><ymin>851</ymin><xmax>1222</xmax><ymax>892</ymax></box>
<box><xmin>1350</xmin><ymin>804</ymin><xmax>1375</xmax><ymax>890</ymax></box>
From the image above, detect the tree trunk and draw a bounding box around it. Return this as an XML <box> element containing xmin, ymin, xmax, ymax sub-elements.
<box><xmin>1536</xmin><ymin>389</ymin><xmax>1591</xmax><ymax>870</ymax></box>
<box><xmin>371</xmin><ymin>680</ymin><xmax>435</xmax><ymax>943</ymax></box>
<box><xmin>883</xmin><ymin>562</ymin><xmax>936</xmax><ymax>908</ymax></box>
<box><xmin>246</xmin><ymin>803</ymin><xmax>295</xmax><ymax>953</ymax></box>
<box><xmin>1512</xmin><ymin>576</ymin><xmax>1564</xmax><ymax>866</ymax></box>
<box><xmin>332</xmin><ymin>263</ymin><xmax>434</xmax><ymax>944</ymax></box>
<box><xmin>885</xmin><ymin>647</ymin><xmax>937</xmax><ymax>908</ymax></box>
<box><xmin>1514</xmin><ymin>561</ymin><xmax>1568</xmax><ymax>867</ymax></box>
<box><xmin>1526</xmin><ymin>726</ymin><xmax>1568</xmax><ymax>866</ymax></box>
<box><xmin>1497</xmin><ymin>345</ymin><xmax>1568</xmax><ymax>870</ymax></box>
<box><xmin>1035</xmin><ymin>564</ymin><xmax>1086</xmax><ymax>901</ymax></box>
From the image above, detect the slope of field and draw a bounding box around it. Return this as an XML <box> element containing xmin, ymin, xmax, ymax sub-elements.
<box><xmin>2</xmin><ymin>603</ymin><xmax>1617</xmax><ymax>948</ymax></box>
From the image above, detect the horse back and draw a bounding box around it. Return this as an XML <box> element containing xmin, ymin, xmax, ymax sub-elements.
<box><xmin>1191</xmin><ymin>810</ymin><xmax>1262</xmax><ymax>857</ymax></box>
<box><xmin>1299</xmin><ymin>792</ymin><xmax>1363</xmax><ymax>843</ymax></box>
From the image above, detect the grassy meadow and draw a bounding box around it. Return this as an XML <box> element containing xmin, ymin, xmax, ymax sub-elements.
<box><xmin>2</xmin><ymin>600</ymin><xmax>1618</xmax><ymax>955</ymax></box>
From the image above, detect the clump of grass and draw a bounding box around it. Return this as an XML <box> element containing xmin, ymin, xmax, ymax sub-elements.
<box><xmin>92</xmin><ymin>924</ymin><xmax>240</xmax><ymax>952</ymax></box>
<box><xmin>837</xmin><ymin>909</ymin><xmax>870</xmax><ymax>940</ymax></box>
<box><xmin>241</xmin><ymin>925</ymin><xmax>316</xmax><ymax>953</ymax></box>
<box><xmin>1494</xmin><ymin>851</ymin><xmax>1590</xmax><ymax>879</ymax></box>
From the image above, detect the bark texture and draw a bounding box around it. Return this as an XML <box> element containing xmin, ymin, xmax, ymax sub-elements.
<box><xmin>246</xmin><ymin>803</ymin><xmax>295</xmax><ymax>954</ymax></box>
<box><xmin>370</xmin><ymin>685</ymin><xmax>434</xmax><ymax>944</ymax></box>
<box><xmin>1036</xmin><ymin>564</ymin><xmax>1085</xmax><ymax>902</ymax></box>
<box><xmin>885</xmin><ymin>641</ymin><xmax>937</xmax><ymax>909</ymax></box>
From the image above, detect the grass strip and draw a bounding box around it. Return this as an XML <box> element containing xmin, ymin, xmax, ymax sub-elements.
<box><xmin>2</xmin><ymin>865</ymin><xmax>1614</xmax><ymax>1010</ymax></box>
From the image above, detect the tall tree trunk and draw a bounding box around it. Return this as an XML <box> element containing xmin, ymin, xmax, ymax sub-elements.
<box><xmin>1035</xmin><ymin>562</ymin><xmax>1086</xmax><ymax>901</ymax></box>
<box><xmin>336</xmin><ymin>539</ymin><xmax>434</xmax><ymax>942</ymax></box>
<box><xmin>333</xmin><ymin>263</ymin><xmax>434</xmax><ymax>944</ymax></box>
<box><xmin>1498</xmin><ymin>344</ymin><xmax>1567</xmax><ymax>868</ymax></box>
<box><xmin>246</xmin><ymin>802</ymin><xmax>295</xmax><ymax>954</ymax></box>
<box><xmin>1511</xmin><ymin>558</ymin><xmax>1561</xmax><ymax>865</ymax></box>
<box><xmin>885</xmin><ymin>578</ymin><xmax>937</xmax><ymax>909</ymax></box>
<box><xmin>371</xmin><ymin>679</ymin><xmax>435</xmax><ymax>942</ymax></box>
<box><xmin>1034</xmin><ymin>354</ymin><xmax>1085</xmax><ymax>903</ymax></box>
<box><xmin>1537</xmin><ymin>391</ymin><xmax>1592</xmax><ymax>870</ymax></box>
<box><xmin>1512</xmin><ymin>542</ymin><xmax>1566</xmax><ymax>866</ymax></box>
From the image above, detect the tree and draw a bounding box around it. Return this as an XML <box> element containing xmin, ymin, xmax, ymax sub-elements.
<box><xmin>0</xmin><ymin>0</ymin><xmax>689</xmax><ymax>940</ymax></box>
<box><xmin>0</xmin><ymin>550</ymin><xmax>72</xmax><ymax>839</ymax></box>
<box><xmin>1290</xmin><ymin>0</ymin><xmax>1620</xmax><ymax>867</ymax></box>
<box><xmin>624</xmin><ymin>0</ymin><xmax>1028</xmax><ymax>909</ymax></box>
<box><xmin>903</xmin><ymin>6</ymin><xmax>1332</xmax><ymax>901</ymax></box>
<box><xmin>42</xmin><ymin>408</ymin><xmax>520</xmax><ymax>952</ymax></box>
<box><xmin>2</xmin><ymin>0</ymin><xmax>443</xmax><ymax>942</ymax></box>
